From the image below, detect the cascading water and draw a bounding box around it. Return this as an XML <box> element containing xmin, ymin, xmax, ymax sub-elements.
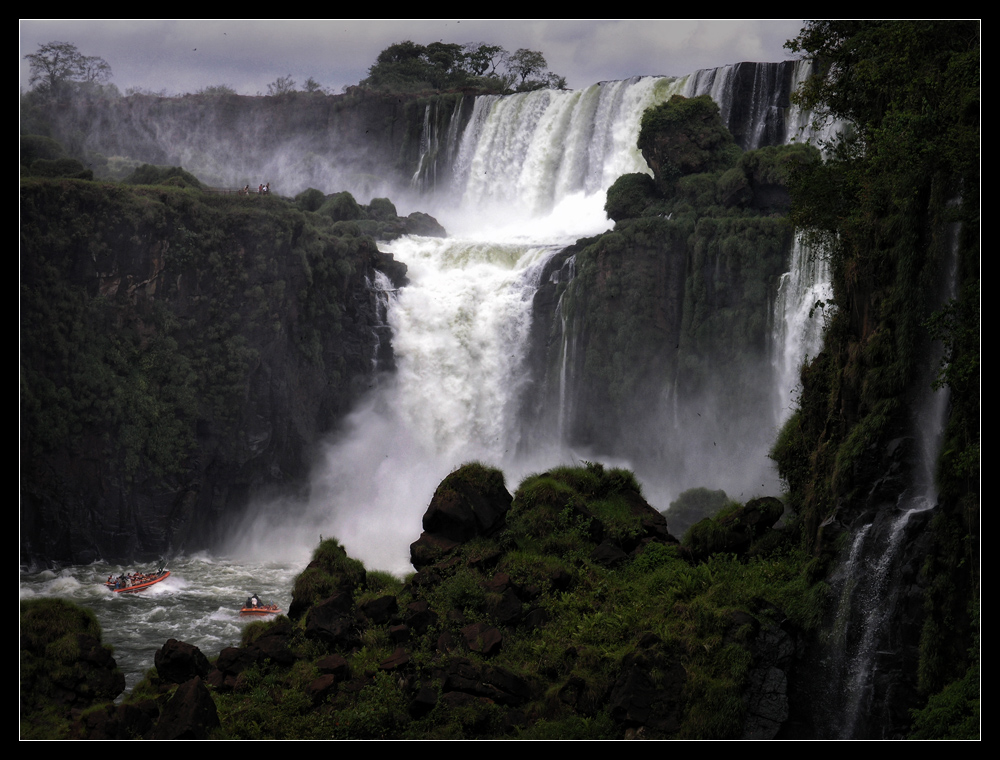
<box><xmin>769</xmin><ymin>237</ymin><xmax>833</xmax><ymax>426</ymax></box>
<box><xmin>237</xmin><ymin>78</ymin><xmax>694</xmax><ymax>573</ymax></box>
<box><xmin>451</xmin><ymin>77</ymin><xmax>684</xmax><ymax>219</ymax></box>
<box><xmin>812</xmin><ymin>214</ymin><xmax>960</xmax><ymax>739</ymax></box>
<box><xmin>231</xmin><ymin>72</ymin><xmax>838</xmax><ymax>575</ymax></box>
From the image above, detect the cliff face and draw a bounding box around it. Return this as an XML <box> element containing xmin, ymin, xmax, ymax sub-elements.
<box><xmin>30</xmin><ymin>89</ymin><xmax>476</xmax><ymax>199</ymax></box>
<box><xmin>521</xmin><ymin>97</ymin><xmax>809</xmax><ymax>486</ymax></box>
<box><xmin>21</xmin><ymin>179</ymin><xmax>405</xmax><ymax>565</ymax></box>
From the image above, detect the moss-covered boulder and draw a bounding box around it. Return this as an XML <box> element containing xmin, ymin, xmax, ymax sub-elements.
<box><xmin>683</xmin><ymin>496</ymin><xmax>784</xmax><ymax>561</ymax></box>
<box><xmin>605</xmin><ymin>172</ymin><xmax>659</xmax><ymax>221</ymax></box>
<box><xmin>638</xmin><ymin>94</ymin><xmax>741</xmax><ymax>192</ymax></box>
<box><xmin>20</xmin><ymin>598</ymin><xmax>125</xmax><ymax>738</ymax></box>
<box><xmin>289</xmin><ymin>538</ymin><xmax>367</xmax><ymax>620</ymax></box>
<box><xmin>318</xmin><ymin>190</ymin><xmax>362</xmax><ymax>221</ymax></box>
<box><xmin>204</xmin><ymin>465</ymin><xmax>823</xmax><ymax>739</ymax></box>
<box><xmin>666</xmin><ymin>487</ymin><xmax>730</xmax><ymax>538</ymax></box>
<box><xmin>410</xmin><ymin>462</ymin><xmax>512</xmax><ymax>568</ymax></box>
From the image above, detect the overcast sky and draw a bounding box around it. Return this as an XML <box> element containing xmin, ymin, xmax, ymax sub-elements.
<box><xmin>20</xmin><ymin>20</ymin><xmax>807</xmax><ymax>96</ymax></box>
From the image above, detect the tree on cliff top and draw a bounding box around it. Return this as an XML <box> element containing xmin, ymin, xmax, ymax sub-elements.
<box><xmin>25</xmin><ymin>40</ymin><xmax>112</xmax><ymax>99</ymax></box>
<box><xmin>360</xmin><ymin>40</ymin><xmax>564</xmax><ymax>94</ymax></box>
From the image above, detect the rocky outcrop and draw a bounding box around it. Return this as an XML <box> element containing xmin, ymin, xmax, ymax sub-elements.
<box><xmin>520</xmin><ymin>97</ymin><xmax>800</xmax><ymax>481</ymax></box>
<box><xmin>684</xmin><ymin>496</ymin><xmax>784</xmax><ymax>561</ymax></box>
<box><xmin>150</xmin><ymin>677</ymin><xmax>220</xmax><ymax>739</ymax></box>
<box><xmin>47</xmin><ymin>463</ymin><xmax>810</xmax><ymax>740</ymax></box>
<box><xmin>410</xmin><ymin>462</ymin><xmax>513</xmax><ymax>569</ymax></box>
<box><xmin>20</xmin><ymin>599</ymin><xmax>126</xmax><ymax>732</ymax></box>
<box><xmin>154</xmin><ymin>638</ymin><xmax>211</xmax><ymax>684</ymax></box>
<box><xmin>20</xmin><ymin>180</ymin><xmax>408</xmax><ymax>565</ymax></box>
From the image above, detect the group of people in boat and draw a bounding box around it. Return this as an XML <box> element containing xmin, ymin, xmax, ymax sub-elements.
<box><xmin>103</xmin><ymin>570</ymin><xmax>277</xmax><ymax>614</ymax></box>
<box><xmin>106</xmin><ymin>569</ymin><xmax>164</xmax><ymax>589</ymax></box>
<box><xmin>239</xmin><ymin>183</ymin><xmax>270</xmax><ymax>195</ymax></box>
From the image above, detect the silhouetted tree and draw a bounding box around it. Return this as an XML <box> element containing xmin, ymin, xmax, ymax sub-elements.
<box><xmin>25</xmin><ymin>41</ymin><xmax>112</xmax><ymax>98</ymax></box>
<box><xmin>508</xmin><ymin>48</ymin><xmax>547</xmax><ymax>85</ymax></box>
<box><xmin>267</xmin><ymin>75</ymin><xmax>297</xmax><ymax>96</ymax></box>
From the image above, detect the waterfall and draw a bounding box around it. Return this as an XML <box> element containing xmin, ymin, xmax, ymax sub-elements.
<box><xmin>449</xmin><ymin>77</ymin><xmax>684</xmax><ymax>221</ymax></box>
<box><xmin>811</xmin><ymin>209</ymin><xmax>961</xmax><ymax>738</ymax></box>
<box><xmin>238</xmin><ymin>69</ymin><xmax>838</xmax><ymax>574</ymax></box>
<box><xmin>367</xmin><ymin>270</ymin><xmax>395</xmax><ymax>375</ymax></box>
<box><xmin>769</xmin><ymin>237</ymin><xmax>833</xmax><ymax>426</ymax></box>
<box><xmin>287</xmin><ymin>78</ymin><xmax>694</xmax><ymax>572</ymax></box>
<box><xmin>685</xmin><ymin>61</ymin><xmax>798</xmax><ymax>150</ymax></box>
<box><xmin>411</xmin><ymin>96</ymin><xmax>467</xmax><ymax>194</ymax></box>
<box><xmin>555</xmin><ymin>255</ymin><xmax>578</xmax><ymax>442</ymax></box>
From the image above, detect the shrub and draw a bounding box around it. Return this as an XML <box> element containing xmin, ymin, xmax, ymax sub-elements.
<box><xmin>366</xmin><ymin>197</ymin><xmax>398</xmax><ymax>221</ymax></box>
<box><xmin>604</xmin><ymin>172</ymin><xmax>658</xmax><ymax>221</ymax></box>
<box><xmin>289</xmin><ymin>537</ymin><xmax>367</xmax><ymax>618</ymax></box>
<box><xmin>123</xmin><ymin>163</ymin><xmax>204</xmax><ymax>189</ymax></box>
<box><xmin>318</xmin><ymin>191</ymin><xmax>362</xmax><ymax>222</ymax></box>
<box><xmin>294</xmin><ymin>187</ymin><xmax>325</xmax><ymax>212</ymax></box>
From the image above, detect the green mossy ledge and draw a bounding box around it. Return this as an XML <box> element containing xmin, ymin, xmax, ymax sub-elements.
<box><xmin>29</xmin><ymin>462</ymin><xmax>822</xmax><ymax>739</ymax></box>
<box><xmin>524</xmin><ymin>95</ymin><xmax>817</xmax><ymax>474</ymax></box>
<box><xmin>20</xmin><ymin>176</ymin><xmax>419</xmax><ymax>566</ymax></box>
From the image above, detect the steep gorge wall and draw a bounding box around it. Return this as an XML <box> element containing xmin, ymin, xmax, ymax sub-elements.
<box><xmin>21</xmin><ymin>179</ymin><xmax>405</xmax><ymax>565</ymax></box>
<box><xmin>521</xmin><ymin>97</ymin><xmax>807</xmax><ymax>491</ymax></box>
<box><xmin>32</xmin><ymin>89</ymin><xmax>477</xmax><ymax>201</ymax></box>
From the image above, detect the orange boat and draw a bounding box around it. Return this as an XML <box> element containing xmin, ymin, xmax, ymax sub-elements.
<box><xmin>105</xmin><ymin>569</ymin><xmax>170</xmax><ymax>593</ymax></box>
<box><xmin>239</xmin><ymin>603</ymin><xmax>281</xmax><ymax>617</ymax></box>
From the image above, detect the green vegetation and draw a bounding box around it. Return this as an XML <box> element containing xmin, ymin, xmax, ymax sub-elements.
<box><xmin>557</xmin><ymin>95</ymin><xmax>814</xmax><ymax>452</ymax></box>
<box><xmin>775</xmin><ymin>18</ymin><xmax>979</xmax><ymax>562</ymax></box>
<box><xmin>289</xmin><ymin>538</ymin><xmax>367</xmax><ymax>618</ymax></box>
<box><xmin>667</xmin><ymin>487</ymin><xmax>729</xmax><ymax>537</ymax></box>
<box><xmin>774</xmin><ymin>20</ymin><xmax>979</xmax><ymax>735</ymax></box>
<box><xmin>604</xmin><ymin>172</ymin><xmax>658</xmax><ymax>222</ymax></box>
<box><xmin>638</xmin><ymin>95</ymin><xmax>743</xmax><ymax>190</ymax></box>
<box><xmin>909</xmin><ymin>656</ymin><xmax>980</xmax><ymax>739</ymax></box>
<box><xmin>20</xmin><ymin>166</ymin><xmax>417</xmax><ymax>565</ymax></box>
<box><xmin>361</xmin><ymin>40</ymin><xmax>565</xmax><ymax>94</ymax></box>
<box><xmin>22</xmin><ymin>465</ymin><xmax>825</xmax><ymax>739</ymax></box>
<box><xmin>21</xmin><ymin>177</ymin><xmax>362</xmax><ymax>479</ymax></box>
<box><xmin>201</xmin><ymin>463</ymin><xmax>824</xmax><ymax>739</ymax></box>
<box><xmin>122</xmin><ymin>163</ymin><xmax>205</xmax><ymax>189</ymax></box>
<box><xmin>20</xmin><ymin>599</ymin><xmax>124</xmax><ymax>739</ymax></box>
<box><xmin>24</xmin><ymin>40</ymin><xmax>113</xmax><ymax>100</ymax></box>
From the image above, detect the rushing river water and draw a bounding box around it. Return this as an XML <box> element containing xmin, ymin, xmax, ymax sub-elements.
<box><xmin>20</xmin><ymin>554</ymin><xmax>306</xmax><ymax>695</ymax></box>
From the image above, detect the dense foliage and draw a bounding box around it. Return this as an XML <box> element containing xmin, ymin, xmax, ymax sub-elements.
<box><xmin>775</xmin><ymin>20</ymin><xmax>979</xmax><ymax>736</ymax></box>
<box><xmin>360</xmin><ymin>40</ymin><xmax>566</xmax><ymax>94</ymax></box>
<box><xmin>776</xmin><ymin>18</ymin><xmax>979</xmax><ymax>560</ymax></box>
<box><xmin>20</xmin><ymin>168</ymin><xmax>413</xmax><ymax>562</ymax></box>
<box><xmin>20</xmin><ymin>599</ymin><xmax>124</xmax><ymax>738</ymax></box>
<box><xmin>166</xmin><ymin>464</ymin><xmax>824</xmax><ymax>739</ymax></box>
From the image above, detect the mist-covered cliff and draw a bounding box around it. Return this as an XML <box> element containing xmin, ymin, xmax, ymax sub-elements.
<box><xmin>21</xmin><ymin>177</ymin><xmax>409</xmax><ymax>565</ymax></box>
<box><xmin>521</xmin><ymin>95</ymin><xmax>817</xmax><ymax>490</ymax></box>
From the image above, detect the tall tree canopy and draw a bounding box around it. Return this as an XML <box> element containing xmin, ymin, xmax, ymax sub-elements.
<box><xmin>24</xmin><ymin>41</ymin><xmax>113</xmax><ymax>99</ymax></box>
<box><xmin>360</xmin><ymin>40</ymin><xmax>564</xmax><ymax>94</ymax></box>
<box><xmin>778</xmin><ymin>19</ymin><xmax>979</xmax><ymax>522</ymax></box>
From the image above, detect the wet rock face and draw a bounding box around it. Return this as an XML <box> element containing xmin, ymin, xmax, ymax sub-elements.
<box><xmin>155</xmin><ymin>638</ymin><xmax>211</xmax><ymax>684</ymax></box>
<box><xmin>21</xmin><ymin>181</ymin><xmax>406</xmax><ymax>566</ymax></box>
<box><xmin>151</xmin><ymin>676</ymin><xmax>220</xmax><ymax>739</ymax></box>
<box><xmin>20</xmin><ymin>599</ymin><xmax>126</xmax><ymax>736</ymax></box>
<box><xmin>410</xmin><ymin>463</ymin><xmax>512</xmax><ymax>569</ymax></box>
